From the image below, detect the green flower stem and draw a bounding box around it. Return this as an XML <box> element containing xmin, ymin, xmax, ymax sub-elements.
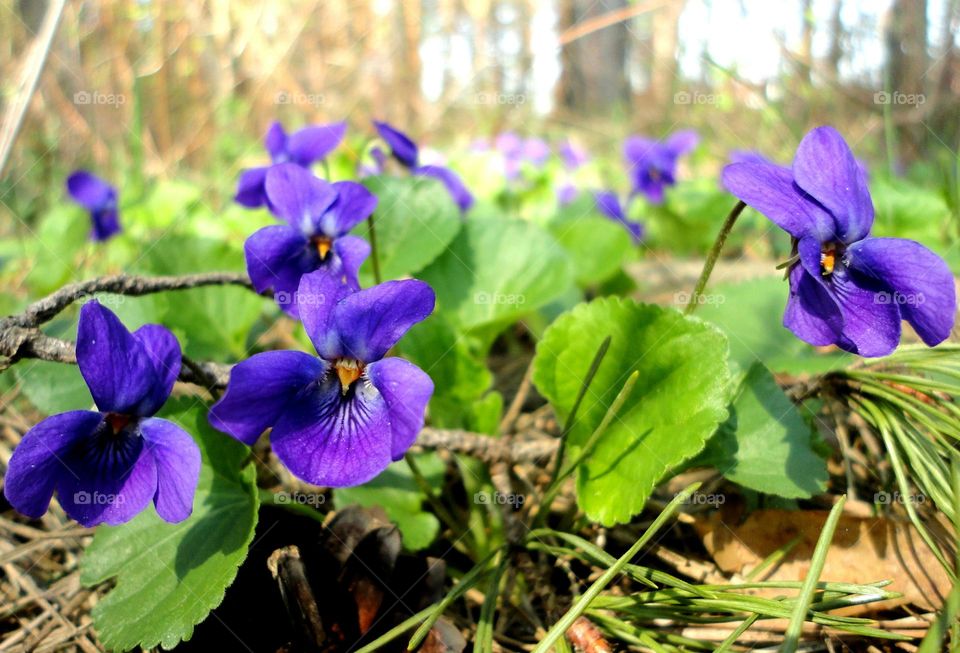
<box><xmin>685</xmin><ymin>200</ymin><xmax>746</xmax><ymax>315</ymax></box>
<box><xmin>367</xmin><ymin>213</ymin><xmax>382</xmax><ymax>284</ymax></box>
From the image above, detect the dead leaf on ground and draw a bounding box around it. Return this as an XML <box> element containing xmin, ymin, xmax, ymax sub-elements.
<box><xmin>694</xmin><ymin>508</ymin><xmax>954</xmax><ymax>613</ymax></box>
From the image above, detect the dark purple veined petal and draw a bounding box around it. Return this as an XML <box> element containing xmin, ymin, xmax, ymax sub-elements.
<box><xmin>66</xmin><ymin>171</ymin><xmax>115</xmax><ymax>212</ymax></box>
<box><xmin>332</xmin><ymin>235</ymin><xmax>370</xmax><ymax>287</ymax></box>
<box><xmin>414</xmin><ymin>165</ymin><xmax>475</xmax><ymax>213</ymax></box>
<box><xmin>373</xmin><ymin>120</ymin><xmax>419</xmax><ymax>168</ymax></box>
<box><xmin>722</xmin><ymin>161</ymin><xmax>835</xmax><ymax>240</ymax></box>
<box><xmin>235</xmin><ymin>166</ymin><xmax>270</xmax><ymax>208</ymax></box>
<box><xmin>76</xmin><ymin>301</ymin><xmax>165</xmax><ymax>416</ymax></box>
<box><xmin>209</xmin><ymin>350</ymin><xmax>327</xmax><ymax>445</ymax></box>
<box><xmin>366</xmin><ymin>357</ymin><xmax>434</xmax><ymax>459</ymax></box>
<box><xmin>264</xmin><ymin>163</ymin><xmax>338</xmax><ymax>230</ymax></box>
<box><xmin>830</xmin><ymin>267</ymin><xmax>901</xmax><ymax>357</ymax></box>
<box><xmin>132</xmin><ymin>324</ymin><xmax>181</xmax><ymax>416</ymax></box>
<box><xmin>286</xmin><ymin>121</ymin><xmax>347</xmax><ymax>166</ymax></box>
<box><xmin>665</xmin><ymin>130</ymin><xmax>699</xmax><ymax>157</ymax></box>
<box><xmin>297</xmin><ymin>269</ymin><xmax>354</xmax><ymax>360</ymax></box>
<box><xmin>846</xmin><ymin>237</ymin><xmax>957</xmax><ymax>347</ymax></box>
<box><xmin>3</xmin><ymin>411</ymin><xmax>103</xmax><ymax>519</ymax></box>
<box><xmin>270</xmin><ymin>375</ymin><xmax>393</xmax><ymax>486</ymax></box>
<box><xmin>594</xmin><ymin>191</ymin><xmax>625</xmax><ymax>221</ymax></box>
<box><xmin>334</xmin><ymin>279</ymin><xmax>436</xmax><ymax>363</ymax></box>
<box><xmin>55</xmin><ymin>421</ymin><xmax>159</xmax><ymax>527</ymax></box>
<box><xmin>91</xmin><ymin>207</ymin><xmax>121</xmax><ymax>242</ymax></box>
<box><xmin>243</xmin><ymin>223</ymin><xmax>311</xmax><ymax>294</ymax></box>
<box><xmin>792</xmin><ymin>126</ymin><xmax>874</xmax><ymax>243</ymax></box>
<box><xmin>791</xmin><ymin>235</ymin><xmax>900</xmax><ymax>356</ymax></box>
<box><xmin>783</xmin><ymin>264</ymin><xmax>844</xmax><ymax>347</ymax></box>
<box><xmin>264</xmin><ymin>122</ymin><xmax>288</xmax><ymax>161</ymax></box>
<box><xmin>320</xmin><ymin>181</ymin><xmax>378</xmax><ymax>235</ymax></box>
<box><xmin>139</xmin><ymin>417</ymin><xmax>201</xmax><ymax>523</ymax></box>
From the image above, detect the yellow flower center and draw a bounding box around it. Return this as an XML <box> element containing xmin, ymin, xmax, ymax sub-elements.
<box><xmin>820</xmin><ymin>245</ymin><xmax>837</xmax><ymax>276</ymax></box>
<box><xmin>312</xmin><ymin>236</ymin><xmax>333</xmax><ymax>260</ymax></box>
<box><xmin>334</xmin><ymin>358</ymin><xmax>364</xmax><ymax>395</ymax></box>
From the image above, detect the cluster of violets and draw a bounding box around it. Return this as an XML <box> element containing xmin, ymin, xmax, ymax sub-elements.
<box><xmin>7</xmin><ymin>122</ymin><xmax>955</xmax><ymax>530</ymax></box>
<box><xmin>9</xmin><ymin>120</ymin><xmax>447</xmax><ymax>527</ymax></box>
<box><xmin>586</xmin><ymin>129</ymin><xmax>700</xmax><ymax>244</ymax></box>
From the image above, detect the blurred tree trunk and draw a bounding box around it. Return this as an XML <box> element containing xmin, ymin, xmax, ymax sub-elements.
<box><xmin>827</xmin><ymin>0</ymin><xmax>844</xmax><ymax>76</ymax></box>
<box><xmin>440</xmin><ymin>0</ymin><xmax>458</xmax><ymax>99</ymax></box>
<box><xmin>518</xmin><ymin>0</ymin><xmax>533</xmax><ymax>97</ymax></box>
<box><xmin>490</xmin><ymin>0</ymin><xmax>505</xmax><ymax>98</ymax></box>
<box><xmin>650</xmin><ymin>0</ymin><xmax>684</xmax><ymax>109</ymax></box>
<box><xmin>465</xmin><ymin>0</ymin><xmax>493</xmax><ymax>101</ymax></box>
<box><xmin>928</xmin><ymin>0</ymin><xmax>959</xmax><ymax>148</ymax></box>
<box><xmin>884</xmin><ymin>0</ymin><xmax>928</xmax><ymax>165</ymax></box>
<box><xmin>798</xmin><ymin>0</ymin><xmax>814</xmax><ymax>83</ymax></box>
<box><xmin>397</xmin><ymin>0</ymin><xmax>423</xmax><ymax>127</ymax></box>
<box><xmin>557</xmin><ymin>0</ymin><xmax>630</xmax><ymax>114</ymax></box>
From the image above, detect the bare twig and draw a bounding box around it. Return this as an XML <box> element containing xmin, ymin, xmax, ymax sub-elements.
<box><xmin>499</xmin><ymin>359</ymin><xmax>535</xmax><ymax>435</ymax></box>
<box><xmin>0</xmin><ymin>326</ymin><xmax>231</xmax><ymax>389</ymax></box>
<box><xmin>0</xmin><ymin>271</ymin><xmax>830</xmax><ymax>468</ymax></box>
<box><xmin>4</xmin><ymin>271</ymin><xmax>254</xmax><ymax>329</ymax></box>
<box><xmin>415</xmin><ymin>428</ymin><xmax>558</xmax><ymax>464</ymax></box>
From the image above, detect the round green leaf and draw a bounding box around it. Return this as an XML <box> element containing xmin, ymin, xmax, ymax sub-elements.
<box><xmin>419</xmin><ymin>216</ymin><xmax>573</xmax><ymax>330</ymax></box>
<box><xmin>697</xmin><ymin>362</ymin><xmax>828</xmax><ymax>498</ymax></box>
<box><xmin>532</xmin><ymin>298</ymin><xmax>731</xmax><ymax>525</ymax></box>
<box><xmin>549</xmin><ymin>200</ymin><xmax>634</xmax><ymax>286</ymax></box>
<box><xmin>357</xmin><ymin>175</ymin><xmax>462</xmax><ymax>283</ymax></box>
<box><xmin>14</xmin><ymin>360</ymin><xmax>91</xmax><ymax>414</ymax></box>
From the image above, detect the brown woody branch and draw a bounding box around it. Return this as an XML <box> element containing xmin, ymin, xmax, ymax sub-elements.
<box><xmin>4</xmin><ymin>272</ymin><xmax>254</xmax><ymax>329</ymax></box>
<box><xmin>0</xmin><ymin>272</ymin><xmax>830</xmax><ymax>464</ymax></box>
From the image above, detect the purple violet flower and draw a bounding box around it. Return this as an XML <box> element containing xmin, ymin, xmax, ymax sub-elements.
<box><xmin>244</xmin><ymin>163</ymin><xmax>374</xmax><ymax>316</ymax></box>
<box><xmin>235</xmin><ymin>120</ymin><xmax>347</xmax><ymax>208</ymax></box>
<box><xmin>414</xmin><ymin>165</ymin><xmax>475</xmax><ymax>213</ymax></box>
<box><xmin>722</xmin><ymin>126</ymin><xmax>956</xmax><ymax>357</ymax></box>
<box><xmin>624</xmin><ymin>130</ymin><xmax>699</xmax><ymax>204</ymax></box>
<box><xmin>729</xmin><ymin>150</ymin><xmax>773</xmax><ymax>166</ymax></box>
<box><xmin>494</xmin><ymin>132</ymin><xmax>523</xmax><ymax>158</ymax></box>
<box><xmin>594</xmin><ymin>191</ymin><xmax>644</xmax><ymax>244</ymax></box>
<box><xmin>522</xmin><ymin>137</ymin><xmax>551</xmax><ymax>167</ymax></box>
<box><xmin>3</xmin><ymin>302</ymin><xmax>200</xmax><ymax>526</ymax></box>
<box><xmin>373</xmin><ymin>121</ymin><xmax>420</xmax><ymax>169</ymax></box>
<box><xmin>557</xmin><ymin>183</ymin><xmax>579</xmax><ymax>206</ymax></box>
<box><xmin>208</xmin><ymin>271</ymin><xmax>435</xmax><ymax>487</ymax></box>
<box><xmin>557</xmin><ymin>141</ymin><xmax>589</xmax><ymax>205</ymax></box>
<box><xmin>359</xmin><ymin>146</ymin><xmax>388</xmax><ymax>178</ymax></box>
<box><xmin>66</xmin><ymin>171</ymin><xmax>121</xmax><ymax>242</ymax></box>
<box><xmin>560</xmin><ymin>141</ymin><xmax>589</xmax><ymax>171</ymax></box>
<box><xmin>372</xmin><ymin>120</ymin><xmax>474</xmax><ymax>213</ymax></box>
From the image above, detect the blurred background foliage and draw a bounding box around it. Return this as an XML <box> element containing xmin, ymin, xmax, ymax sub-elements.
<box><xmin>2</xmin><ymin>0</ymin><xmax>959</xmax><ymax>214</ymax></box>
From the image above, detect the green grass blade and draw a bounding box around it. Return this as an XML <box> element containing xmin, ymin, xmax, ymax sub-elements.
<box><xmin>782</xmin><ymin>494</ymin><xmax>846</xmax><ymax>653</ymax></box>
<box><xmin>531</xmin><ymin>482</ymin><xmax>701</xmax><ymax>653</ymax></box>
<box><xmin>408</xmin><ymin>547</ymin><xmax>502</xmax><ymax>650</ymax></box>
